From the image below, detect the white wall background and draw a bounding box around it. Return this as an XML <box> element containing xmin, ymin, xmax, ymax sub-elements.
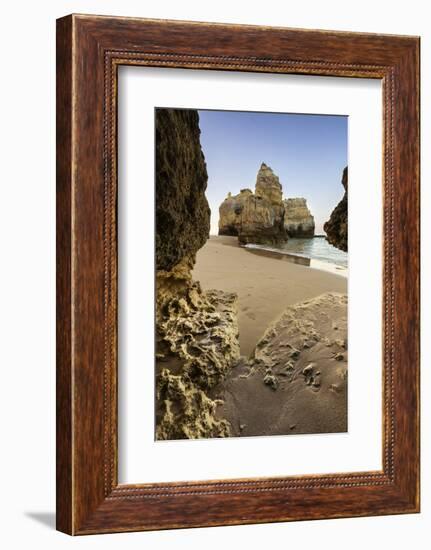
<box><xmin>0</xmin><ymin>0</ymin><xmax>427</xmax><ymax>548</ymax></box>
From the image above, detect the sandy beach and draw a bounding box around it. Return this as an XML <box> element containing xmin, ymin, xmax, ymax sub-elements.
<box><xmin>193</xmin><ymin>235</ymin><xmax>347</xmax><ymax>356</ymax></box>
<box><xmin>215</xmin><ymin>292</ymin><xmax>348</xmax><ymax>436</ymax></box>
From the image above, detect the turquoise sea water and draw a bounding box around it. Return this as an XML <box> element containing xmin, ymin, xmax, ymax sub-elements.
<box><xmin>250</xmin><ymin>237</ymin><xmax>348</xmax><ymax>268</ymax></box>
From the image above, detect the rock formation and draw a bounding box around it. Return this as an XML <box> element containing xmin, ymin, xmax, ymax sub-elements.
<box><xmin>284</xmin><ymin>198</ymin><xmax>315</xmax><ymax>237</ymax></box>
<box><xmin>218</xmin><ymin>188</ymin><xmax>253</xmax><ymax>237</ymax></box>
<box><xmin>324</xmin><ymin>167</ymin><xmax>348</xmax><ymax>252</ymax></box>
<box><xmin>155</xmin><ymin>108</ymin><xmax>240</xmax><ymax>440</ymax></box>
<box><xmin>155</xmin><ymin>108</ymin><xmax>210</xmax><ymax>271</ymax></box>
<box><xmin>218</xmin><ymin>163</ymin><xmax>288</xmax><ymax>245</ymax></box>
<box><xmin>255</xmin><ymin>162</ymin><xmax>283</xmax><ymax>203</ymax></box>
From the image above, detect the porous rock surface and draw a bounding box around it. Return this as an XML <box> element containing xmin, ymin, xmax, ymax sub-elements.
<box><xmin>155</xmin><ymin>109</ymin><xmax>240</xmax><ymax>440</ymax></box>
<box><xmin>155</xmin><ymin>108</ymin><xmax>210</xmax><ymax>271</ymax></box>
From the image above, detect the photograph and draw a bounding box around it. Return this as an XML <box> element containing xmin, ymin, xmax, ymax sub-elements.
<box><xmin>155</xmin><ymin>107</ymin><xmax>348</xmax><ymax>440</ymax></box>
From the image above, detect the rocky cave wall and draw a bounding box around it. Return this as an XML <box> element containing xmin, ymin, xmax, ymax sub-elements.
<box><xmin>155</xmin><ymin>108</ymin><xmax>241</xmax><ymax>440</ymax></box>
<box><xmin>155</xmin><ymin>108</ymin><xmax>210</xmax><ymax>271</ymax></box>
<box><xmin>324</xmin><ymin>167</ymin><xmax>348</xmax><ymax>252</ymax></box>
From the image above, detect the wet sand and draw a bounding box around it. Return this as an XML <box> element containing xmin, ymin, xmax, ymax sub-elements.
<box><xmin>193</xmin><ymin>235</ymin><xmax>347</xmax><ymax>356</ymax></box>
<box><xmin>215</xmin><ymin>292</ymin><xmax>348</xmax><ymax>437</ymax></box>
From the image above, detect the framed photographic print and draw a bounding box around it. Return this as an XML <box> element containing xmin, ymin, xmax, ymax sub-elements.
<box><xmin>56</xmin><ymin>14</ymin><xmax>420</xmax><ymax>535</ymax></box>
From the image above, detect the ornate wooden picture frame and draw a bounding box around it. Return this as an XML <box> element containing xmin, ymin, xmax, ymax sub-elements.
<box><xmin>56</xmin><ymin>14</ymin><xmax>420</xmax><ymax>535</ymax></box>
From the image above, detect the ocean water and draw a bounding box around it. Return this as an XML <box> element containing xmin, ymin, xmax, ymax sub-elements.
<box><xmin>248</xmin><ymin>237</ymin><xmax>348</xmax><ymax>268</ymax></box>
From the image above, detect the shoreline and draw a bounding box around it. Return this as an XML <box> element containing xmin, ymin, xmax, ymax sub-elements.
<box><xmin>193</xmin><ymin>235</ymin><xmax>347</xmax><ymax>356</ymax></box>
<box><xmin>243</xmin><ymin>242</ymin><xmax>348</xmax><ymax>278</ymax></box>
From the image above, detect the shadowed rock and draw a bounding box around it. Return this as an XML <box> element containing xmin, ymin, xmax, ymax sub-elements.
<box><xmin>324</xmin><ymin>167</ymin><xmax>348</xmax><ymax>252</ymax></box>
<box><xmin>155</xmin><ymin>108</ymin><xmax>241</xmax><ymax>440</ymax></box>
<box><xmin>156</xmin><ymin>108</ymin><xmax>210</xmax><ymax>271</ymax></box>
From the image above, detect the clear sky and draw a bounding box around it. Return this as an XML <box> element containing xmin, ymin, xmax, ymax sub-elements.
<box><xmin>197</xmin><ymin>109</ymin><xmax>348</xmax><ymax>235</ymax></box>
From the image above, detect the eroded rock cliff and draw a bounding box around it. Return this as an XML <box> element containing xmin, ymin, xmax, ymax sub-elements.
<box><xmin>155</xmin><ymin>108</ymin><xmax>210</xmax><ymax>271</ymax></box>
<box><xmin>324</xmin><ymin>167</ymin><xmax>348</xmax><ymax>252</ymax></box>
<box><xmin>218</xmin><ymin>188</ymin><xmax>253</xmax><ymax>237</ymax></box>
<box><xmin>218</xmin><ymin>163</ymin><xmax>288</xmax><ymax>245</ymax></box>
<box><xmin>155</xmin><ymin>109</ymin><xmax>240</xmax><ymax>440</ymax></box>
<box><xmin>284</xmin><ymin>198</ymin><xmax>315</xmax><ymax>238</ymax></box>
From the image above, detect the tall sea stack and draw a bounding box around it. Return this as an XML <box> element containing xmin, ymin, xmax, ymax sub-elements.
<box><xmin>218</xmin><ymin>162</ymin><xmax>288</xmax><ymax>245</ymax></box>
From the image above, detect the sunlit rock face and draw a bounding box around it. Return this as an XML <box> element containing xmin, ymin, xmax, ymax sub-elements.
<box><xmin>218</xmin><ymin>189</ymin><xmax>253</xmax><ymax>237</ymax></box>
<box><xmin>284</xmin><ymin>198</ymin><xmax>315</xmax><ymax>238</ymax></box>
<box><xmin>324</xmin><ymin>167</ymin><xmax>348</xmax><ymax>252</ymax></box>
<box><xmin>155</xmin><ymin>108</ymin><xmax>241</xmax><ymax>440</ymax></box>
<box><xmin>155</xmin><ymin>259</ymin><xmax>240</xmax><ymax>440</ymax></box>
<box><xmin>255</xmin><ymin>162</ymin><xmax>283</xmax><ymax>204</ymax></box>
<box><xmin>218</xmin><ymin>163</ymin><xmax>288</xmax><ymax>245</ymax></box>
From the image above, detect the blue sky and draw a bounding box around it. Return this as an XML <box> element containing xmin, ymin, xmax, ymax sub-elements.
<box><xmin>198</xmin><ymin>109</ymin><xmax>348</xmax><ymax>235</ymax></box>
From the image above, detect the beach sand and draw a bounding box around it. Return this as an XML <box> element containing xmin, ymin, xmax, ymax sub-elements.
<box><xmin>193</xmin><ymin>235</ymin><xmax>347</xmax><ymax>356</ymax></box>
<box><xmin>214</xmin><ymin>292</ymin><xmax>348</xmax><ymax>436</ymax></box>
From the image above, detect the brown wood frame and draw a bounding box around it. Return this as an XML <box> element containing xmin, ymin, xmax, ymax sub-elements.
<box><xmin>56</xmin><ymin>14</ymin><xmax>420</xmax><ymax>535</ymax></box>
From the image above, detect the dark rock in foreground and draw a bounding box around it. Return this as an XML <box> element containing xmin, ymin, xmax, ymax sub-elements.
<box><xmin>324</xmin><ymin>167</ymin><xmax>348</xmax><ymax>252</ymax></box>
<box><xmin>155</xmin><ymin>108</ymin><xmax>240</xmax><ymax>440</ymax></box>
<box><xmin>156</xmin><ymin>261</ymin><xmax>240</xmax><ymax>440</ymax></box>
<box><xmin>155</xmin><ymin>108</ymin><xmax>210</xmax><ymax>271</ymax></box>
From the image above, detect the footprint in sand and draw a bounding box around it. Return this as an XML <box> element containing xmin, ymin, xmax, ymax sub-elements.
<box><xmin>240</xmin><ymin>306</ymin><xmax>256</xmax><ymax>320</ymax></box>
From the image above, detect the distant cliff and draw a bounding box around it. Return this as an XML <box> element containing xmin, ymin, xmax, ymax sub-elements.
<box><xmin>284</xmin><ymin>198</ymin><xmax>315</xmax><ymax>238</ymax></box>
<box><xmin>218</xmin><ymin>163</ymin><xmax>288</xmax><ymax>245</ymax></box>
<box><xmin>324</xmin><ymin>167</ymin><xmax>348</xmax><ymax>252</ymax></box>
